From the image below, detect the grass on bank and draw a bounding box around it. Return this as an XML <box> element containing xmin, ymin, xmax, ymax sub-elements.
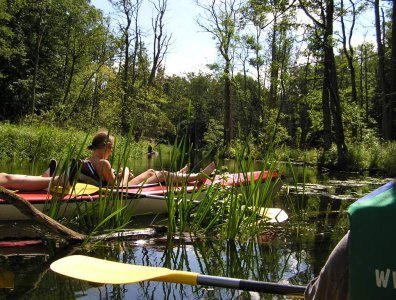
<box><xmin>0</xmin><ymin>123</ymin><xmax>149</xmax><ymax>164</ymax></box>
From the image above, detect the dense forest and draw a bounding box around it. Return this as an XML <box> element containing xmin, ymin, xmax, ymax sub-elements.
<box><xmin>0</xmin><ymin>0</ymin><xmax>395</xmax><ymax>170</ymax></box>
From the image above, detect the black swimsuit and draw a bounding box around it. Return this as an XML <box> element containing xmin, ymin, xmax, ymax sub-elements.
<box><xmin>80</xmin><ymin>159</ymin><xmax>111</xmax><ymax>186</ymax></box>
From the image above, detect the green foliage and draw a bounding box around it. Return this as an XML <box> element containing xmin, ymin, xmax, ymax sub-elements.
<box><xmin>287</xmin><ymin>148</ymin><xmax>320</xmax><ymax>164</ymax></box>
<box><xmin>257</xmin><ymin>108</ymin><xmax>291</xmax><ymax>150</ymax></box>
<box><xmin>316</xmin><ymin>138</ymin><xmax>396</xmax><ymax>176</ymax></box>
<box><xmin>368</xmin><ymin>141</ymin><xmax>396</xmax><ymax>176</ymax></box>
<box><xmin>345</xmin><ymin>143</ymin><xmax>372</xmax><ymax>171</ymax></box>
<box><xmin>0</xmin><ymin>0</ymin><xmax>394</xmax><ymax>174</ymax></box>
<box><xmin>0</xmin><ymin>123</ymin><xmax>147</xmax><ymax>163</ymax></box>
<box><xmin>317</xmin><ymin>144</ymin><xmax>341</xmax><ymax>169</ymax></box>
<box><xmin>202</xmin><ymin>119</ymin><xmax>223</xmax><ymax>150</ymax></box>
<box><xmin>0</xmin><ymin>122</ymin><xmax>86</xmax><ymax>162</ymax></box>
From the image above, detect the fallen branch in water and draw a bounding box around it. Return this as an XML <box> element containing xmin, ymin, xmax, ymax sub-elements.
<box><xmin>89</xmin><ymin>226</ymin><xmax>167</xmax><ymax>242</ymax></box>
<box><xmin>0</xmin><ymin>187</ymin><xmax>167</xmax><ymax>243</ymax></box>
<box><xmin>0</xmin><ymin>187</ymin><xmax>85</xmax><ymax>242</ymax></box>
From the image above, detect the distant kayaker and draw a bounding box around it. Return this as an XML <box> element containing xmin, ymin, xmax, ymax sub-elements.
<box><xmin>147</xmin><ymin>144</ymin><xmax>156</xmax><ymax>156</ymax></box>
<box><xmin>80</xmin><ymin>131</ymin><xmax>215</xmax><ymax>186</ymax></box>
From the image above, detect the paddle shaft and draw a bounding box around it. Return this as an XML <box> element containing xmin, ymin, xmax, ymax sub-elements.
<box><xmin>197</xmin><ymin>274</ymin><xmax>305</xmax><ymax>296</ymax></box>
<box><xmin>50</xmin><ymin>255</ymin><xmax>306</xmax><ymax>296</ymax></box>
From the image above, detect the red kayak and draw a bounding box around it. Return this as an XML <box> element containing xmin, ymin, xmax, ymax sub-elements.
<box><xmin>0</xmin><ymin>170</ymin><xmax>283</xmax><ymax>221</ymax></box>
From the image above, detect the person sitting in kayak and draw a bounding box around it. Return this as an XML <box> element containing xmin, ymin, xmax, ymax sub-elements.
<box><xmin>0</xmin><ymin>159</ymin><xmax>75</xmax><ymax>191</ymax></box>
<box><xmin>80</xmin><ymin>131</ymin><xmax>216</xmax><ymax>186</ymax></box>
<box><xmin>304</xmin><ymin>232</ymin><xmax>349</xmax><ymax>300</ymax></box>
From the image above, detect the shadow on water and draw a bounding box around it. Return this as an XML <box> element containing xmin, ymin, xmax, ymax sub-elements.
<box><xmin>0</xmin><ymin>158</ymin><xmax>393</xmax><ymax>299</ymax></box>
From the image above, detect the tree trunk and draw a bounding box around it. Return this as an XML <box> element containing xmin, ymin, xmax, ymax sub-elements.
<box><xmin>324</xmin><ymin>0</ymin><xmax>348</xmax><ymax>165</ymax></box>
<box><xmin>389</xmin><ymin>0</ymin><xmax>396</xmax><ymax>140</ymax></box>
<box><xmin>91</xmin><ymin>74</ymin><xmax>100</xmax><ymax>123</ymax></box>
<box><xmin>322</xmin><ymin>74</ymin><xmax>332</xmax><ymax>150</ymax></box>
<box><xmin>62</xmin><ymin>18</ymin><xmax>71</xmax><ymax>90</ymax></box>
<box><xmin>374</xmin><ymin>0</ymin><xmax>391</xmax><ymax>140</ymax></box>
<box><xmin>299</xmin><ymin>58</ymin><xmax>311</xmax><ymax>148</ymax></box>
<box><xmin>196</xmin><ymin>0</ymin><xmax>239</xmax><ymax>146</ymax></box>
<box><xmin>340</xmin><ymin>0</ymin><xmax>358</xmax><ymax>138</ymax></box>
<box><xmin>268</xmin><ymin>17</ymin><xmax>279</xmax><ymax>108</ymax></box>
<box><xmin>131</xmin><ymin>17</ymin><xmax>140</xmax><ymax>89</ymax></box>
<box><xmin>32</xmin><ymin>33</ymin><xmax>42</xmax><ymax>115</ymax></box>
<box><xmin>62</xmin><ymin>54</ymin><xmax>76</xmax><ymax>105</ymax></box>
<box><xmin>122</xmin><ymin>17</ymin><xmax>132</xmax><ymax>134</ymax></box>
<box><xmin>340</xmin><ymin>0</ymin><xmax>357</xmax><ymax>104</ymax></box>
<box><xmin>364</xmin><ymin>46</ymin><xmax>369</xmax><ymax>123</ymax></box>
<box><xmin>149</xmin><ymin>0</ymin><xmax>171</xmax><ymax>85</ymax></box>
<box><xmin>224</xmin><ymin>60</ymin><xmax>232</xmax><ymax>144</ymax></box>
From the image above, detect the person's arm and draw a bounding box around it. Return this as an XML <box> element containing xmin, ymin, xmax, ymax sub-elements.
<box><xmin>305</xmin><ymin>231</ymin><xmax>350</xmax><ymax>300</ymax></box>
<box><xmin>96</xmin><ymin>160</ymin><xmax>117</xmax><ymax>185</ymax></box>
<box><xmin>116</xmin><ymin>166</ymin><xmax>133</xmax><ymax>186</ymax></box>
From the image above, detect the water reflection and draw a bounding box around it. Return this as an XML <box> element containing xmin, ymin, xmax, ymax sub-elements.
<box><xmin>68</xmin><ymin>235</ymin><xmax>309</xmax><ymax>300</ymax></box>
<box><xmin>0</xmin><ymin>228</ymin><xmax>315</xmax><ymax>299</ymax></box>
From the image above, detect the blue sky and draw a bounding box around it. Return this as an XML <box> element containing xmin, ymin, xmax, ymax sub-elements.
<box><xmin>91</xmin><ymin>0</ymin><xmax>216</xmax><ymax>75</ymax></box>
<box><xmin>91</xmin><ymin>0</ymin><xmax>379</xmax><ymax>76</ymax></box>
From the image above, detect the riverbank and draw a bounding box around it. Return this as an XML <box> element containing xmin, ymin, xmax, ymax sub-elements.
<box><xmin>1</xmin><ymin>123</ymin><xmax>395</xmax><ymax>176</ymax></box>
<box><xmin>0</xmin><ymin>123</ymin><xmax>148</xmax><ymax>163</ymax></box>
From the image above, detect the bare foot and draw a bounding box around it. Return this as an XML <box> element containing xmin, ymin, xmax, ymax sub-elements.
<box><xmin>179</xmin><ymin>164</ymin><xmax>189</xmax><ymax>173</ymax></box>
<box><xmin>197</xmin><ymin>162</ymin><xmax>216</xmax><ymax>183</ymax></box>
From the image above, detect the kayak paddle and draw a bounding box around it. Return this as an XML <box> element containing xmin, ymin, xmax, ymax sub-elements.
<box><xmin>50</xmin><ymin>255</ymin><xmax>305</xmax><ymax>296</ymax></box>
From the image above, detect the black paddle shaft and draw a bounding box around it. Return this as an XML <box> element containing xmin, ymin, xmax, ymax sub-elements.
<box><xmin>197</xmin><ymin>275</ymin><xmax>306</xmax><ymax>296</ymax></box>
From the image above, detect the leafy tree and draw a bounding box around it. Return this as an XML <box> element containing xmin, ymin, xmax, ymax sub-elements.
<box><xmin>300</xmin><ymin>0</ymin><xmax>348</xmax><ymax>166</ymax></box>
<box><xmin>197</xmin><ymin>0</ymin><xmax>242</xmax><ymax>145</ymax></box>
<box><xmin>110</xmin><ymin>0</ymin><xmax>142</xmax><ymax>134</ymax></box>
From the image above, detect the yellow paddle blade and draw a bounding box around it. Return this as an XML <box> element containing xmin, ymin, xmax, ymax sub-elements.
<box><xmin>50</xmin><ymin>255</ymin><xmax>198</xmax><ymax>285</ymax></box>
<box><xmin>71</xmin><ymin>183</ymin><xmax>100</xmax><ymax>196</ymax></box>
<box><xmin>50</xmin><ymin>183</ymin><xmax>100</xmax><ymax>196</ymax></box>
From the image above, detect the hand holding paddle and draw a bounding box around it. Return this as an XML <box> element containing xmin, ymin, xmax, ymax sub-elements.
<box><xmin>50</xmin><ymin>255</ymin><xmax>306</xmax><ymax>296</ymax></box>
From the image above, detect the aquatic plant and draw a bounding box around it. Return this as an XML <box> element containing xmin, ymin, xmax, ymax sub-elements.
<box><xmin>171</xmin><ymin>142</ymin><xmax>287</xmax><ymax>240</ymax></box>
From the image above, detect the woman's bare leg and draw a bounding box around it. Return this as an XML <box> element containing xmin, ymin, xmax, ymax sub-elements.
<box><xmin>0</xmin><ymin>173</ymin><xmax>53</xmax><ymax>191</ymax></box>
<box><xmin>188</xmin><ymin>161</ymin><xmax>216</xmax><ymax>183</ymax></box>
<box><xmin>143</xmin><ymin>162</ymin><xmax>216</xmax><ymax>184</ymax></box>
<box><xmin>178</xmin><ymin>164</ymin><xmax>189</xmax><ymax>173</ymax></box>
<box><xmin>128</xmin><ymin>169</ymin><xmax>157</xmax><ymax>185</ymax></box>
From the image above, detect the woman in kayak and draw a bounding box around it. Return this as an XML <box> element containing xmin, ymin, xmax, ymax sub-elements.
<box><xmin>0</xmin><ymin>159</ymin><xmax>64</xmax><ymax>191</ymax></box>
<box><xmin>80</xmin><ymin>131</ymin><xmax>216</xmax><ymax>186</ymax></box>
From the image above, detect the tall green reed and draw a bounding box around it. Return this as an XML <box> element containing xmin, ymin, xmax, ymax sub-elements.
<box><xmin>160</xmin><ymin>134</ymin><xmax>195</xmax><ymax>235</ymax></box>
<box><xmin>42</xmin><ymin>135</ymin><xmax>89</xmax><ymax>222</ymax></box>
<box><xmin>284</xmin><ymin>157</ymin><xmax>308</xmax><ymax>222</ymax></box>
<box><xmin>163</xmin><ymin>136</ymin><xmax>288</xmax><ymax>240</ymax></box>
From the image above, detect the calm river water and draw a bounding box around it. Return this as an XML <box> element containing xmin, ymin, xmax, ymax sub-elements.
<box><xmin>0</xmin><ymin>155</ymin><xmax>393</xmax><ymax>300</ymax></box>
